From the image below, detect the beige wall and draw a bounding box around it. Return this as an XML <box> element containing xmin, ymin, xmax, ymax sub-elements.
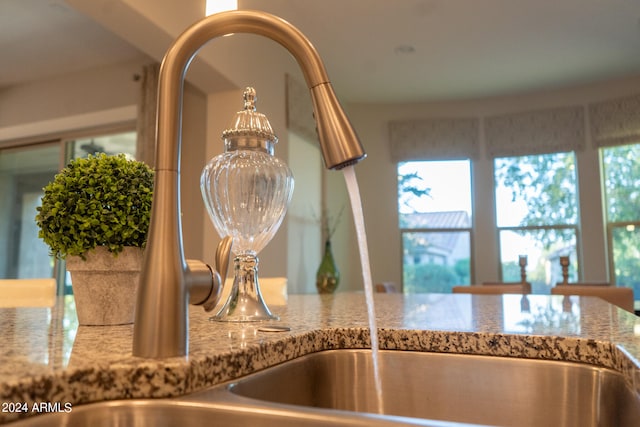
<box><xmin>287</xmin><ymin>132</ymin><xmax>322</xmax><ymax>294</ymax></box>
<box><xmin>0</xmin><ymin>58</ymin><xmax>147</xmax><ymax>131</ymax></box>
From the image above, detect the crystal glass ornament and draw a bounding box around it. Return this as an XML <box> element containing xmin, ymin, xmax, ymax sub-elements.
<box><xmin>201</xmin><ymin>87</ymin><xmax>294</xmax><ymax>322</ymax></box>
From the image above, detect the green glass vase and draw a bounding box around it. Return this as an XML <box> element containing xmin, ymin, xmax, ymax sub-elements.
<box><xmin>316</xmin><ymin>240</ymin><xmax>340</xmax><ymax>293</ymax></box>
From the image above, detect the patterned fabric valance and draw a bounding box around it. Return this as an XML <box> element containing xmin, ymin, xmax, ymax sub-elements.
<box><xmin>485</xmin><ymin>106</ymin><xmax>585</xmax><ymax>158</ymax></box>
<box><xmin>589</xmin><ymin>94</ymin><xmax>640</xmax><ymax>148</ymax></box>
<box><xmin>389</xmin><ymin>117</ymin><xmax>480</xmax><ymax>162</ymax></box>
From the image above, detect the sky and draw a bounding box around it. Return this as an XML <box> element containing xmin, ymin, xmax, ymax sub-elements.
<box><xmin>398</xmin><ymin>160</ymin><xmax>472</xmax><ymax>216</ymax></box>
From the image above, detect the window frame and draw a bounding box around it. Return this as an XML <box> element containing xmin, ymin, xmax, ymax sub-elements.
<box><xmin>606</xmin><ymin>221</ymin><xmax>640</xmax><ymax>282</ymax></box>
<box><xmin>397</xmin><ymin>159</ymin><xmax>475</xmax><ymax>292</ymax></box>
<box><xmin>493</xmin><ymin>151</ymin><xmax>581</xmax><ymax>289</ymax></box>
<box><xmin>600</xmin><ymin>142</ymin><xmax>640</xmax><ymax>306</ymax></box>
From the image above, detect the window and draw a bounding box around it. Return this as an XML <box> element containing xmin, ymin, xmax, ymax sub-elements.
<box><xmin>0</xmin><ymin>143</ymin><xmax>61</xmax><ymax>280</ymax></box>
<box><xmin>601</xmin><ymin>143</ymin><xmax>640</xmax><ymax>305</ymax></box>
<box><xmin>494</xmin><ymin>152</ymin><xmax>579</xmax><ymax>293</ymax></box>
<box><xmin>398</xmin><ymin>160</ymin><xmax>473</xmax><ymax>293</ymax></box>
<box><xmin>66</xmin><ymin>132</ymin><xmax>137</xmax><ymax>161</ymax></box>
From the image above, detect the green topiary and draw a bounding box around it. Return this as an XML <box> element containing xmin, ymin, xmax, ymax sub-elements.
<box><xmin>35</xmin><ymin>153</ymin><xmax>154</xmax><ymax>260</ymax></box>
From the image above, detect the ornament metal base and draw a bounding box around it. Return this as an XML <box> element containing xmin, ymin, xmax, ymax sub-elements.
<box><xmin>210</xmin><ymin>254</ymin><xmax>279</xmax><ymax>322</ymax></box>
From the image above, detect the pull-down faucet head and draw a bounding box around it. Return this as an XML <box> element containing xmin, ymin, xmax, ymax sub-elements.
<box><xmin>133</xmin><ymin>10</ymin><xmax>366</xmax><ymax>358</ymax></box>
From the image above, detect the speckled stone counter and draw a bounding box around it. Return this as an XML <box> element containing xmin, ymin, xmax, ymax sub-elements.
<box><xmin>1</xmin><ymin>292</ymin><xmax>639</xmax><ymax>424</ymax></box>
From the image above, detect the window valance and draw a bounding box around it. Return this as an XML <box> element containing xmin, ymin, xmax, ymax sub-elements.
<box><xmin>485</xmin><ymin>105</ymin><xmax>585</xmax><ymax>158</ymax></box>
<box><xmin>389</xmin><ymin>117</ymin><xmax>479</xmax><ymax>162</ymax></box>
<box><xmin>589</xmin><ymin>94</ymin><xmax>640</xmax><ymax>148</ymax></box>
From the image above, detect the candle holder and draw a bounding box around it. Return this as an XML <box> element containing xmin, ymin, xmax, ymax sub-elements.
<box><xmin>518</xmin><ymin>255</ymin><xmax>528</xmax><ymax>283</ymax></box>
<box><xmin>559</xmin><ymin>256</ymin><xmax>570</xmax><ymax>284</ymax></box>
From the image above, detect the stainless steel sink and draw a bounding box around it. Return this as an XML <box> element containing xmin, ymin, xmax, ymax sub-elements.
<box><xmin>9</xmin><ymin>350</ymin><xmax>640</xmax><ymax>427</ymax></box>
<box><xmin>7</xmin><ymin>397</ymin><xmax>477</xmax><ymax>426</ymax></box>
<box><xmin>220</xmin><ymin>349</ymin><xmax>640</xmax><ymax>427</ymax></box>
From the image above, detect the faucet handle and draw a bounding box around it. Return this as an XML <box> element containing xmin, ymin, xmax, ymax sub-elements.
<box><xmin>196</xmin><ymin>236</ymin><xmax>233</xmax><ymax>311</ymax></box>
<box><xmin>201</xmin><ymin>236</ymin><xmax>233</xmax><ymax>312</ymax></box>
<box><xmin>215</xmin><ymin>236</ymin><xmax>233</xmax><ymax>288</ymax></box>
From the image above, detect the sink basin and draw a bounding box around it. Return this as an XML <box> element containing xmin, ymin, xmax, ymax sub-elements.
<box><xmin>9</xmin><ymin>350</ymin><xmax>639</xmax><ymax>427</ymax></box>
<box><xmin>222</xmin><ymin>349</ymin><xmax>640</xmax><ymax>427</ymax></box>
<box><xmin>7</xmin><ymin>394</ymin><xmax>474</xmax><ymax>426</ymax></box>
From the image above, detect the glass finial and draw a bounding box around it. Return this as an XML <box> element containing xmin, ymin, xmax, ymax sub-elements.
<box><xmin>243</xmin><ymin>87</ymin><xmax>257</xmax><ymax>111</ymax></box>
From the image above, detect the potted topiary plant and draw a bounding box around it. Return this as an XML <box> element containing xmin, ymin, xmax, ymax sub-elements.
<box><xmin>36</xmin><ymin>153</ymin><xmax>154</xmax><ymax>325</ymax></box>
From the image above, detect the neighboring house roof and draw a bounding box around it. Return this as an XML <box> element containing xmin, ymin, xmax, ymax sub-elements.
<box><xmin>400</xmin><ymin>211</ymin><xmax>471</xmax><ymax>255</ymax></box>
<box><xmin>400</xmin><ymin>211</ymin><xmax>471</xmax><ymax>229</ymax></box>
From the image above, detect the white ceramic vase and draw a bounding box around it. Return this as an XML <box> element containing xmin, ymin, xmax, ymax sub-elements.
<box><xmin>66</xmin><ymin>246</ymin><xmax>143</xmax><ymax>326</ymax></box>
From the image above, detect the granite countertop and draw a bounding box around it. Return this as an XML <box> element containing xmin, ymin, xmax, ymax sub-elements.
<box><xmin>1</xmin><ymin>292</ymin><xmax>639</xmax><ymax>424</ymax></box>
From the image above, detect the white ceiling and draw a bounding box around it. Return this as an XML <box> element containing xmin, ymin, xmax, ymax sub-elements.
<box><xmin>2</xmin><ymin>0</ymin><xmax>640</xmax><ymax>103</ymax></box>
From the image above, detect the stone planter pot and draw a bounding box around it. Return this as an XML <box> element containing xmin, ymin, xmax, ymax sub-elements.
<box><xmin>66</xmin><ymin>246</ymin><xmax>143</xmax><ymax>326</ymax></box>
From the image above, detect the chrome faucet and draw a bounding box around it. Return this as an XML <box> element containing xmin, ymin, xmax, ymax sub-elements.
<box><xmin>133</xmin><ymin>10</ymin><xmax>366</xmax><ymax>358</ymax></box>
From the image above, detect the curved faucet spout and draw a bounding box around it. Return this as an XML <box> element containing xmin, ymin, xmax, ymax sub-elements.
<box><xmin>133</xmin><ymin>10</ymin><xmax>366</xmax><ymax>358</ymax></box>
